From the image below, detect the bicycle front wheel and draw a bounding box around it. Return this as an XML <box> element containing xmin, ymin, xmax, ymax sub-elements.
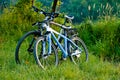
<box><xmin>34</xmin><ymin>37</ymin><xmax>58</xmax><ymax>69</ymax></box>
<box><xmin>15</xmin><ymin>30</ymin><xmax>40</xmax><ymax>65</ymax></box>
<box><xmin>69</xmin><ymin>37</ymin><xmax>88</xmax><ymax>64</ymax></box>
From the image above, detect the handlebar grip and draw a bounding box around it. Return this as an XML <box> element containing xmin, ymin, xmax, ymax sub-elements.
<box><xmin>32</xmin><ymin>6</ymin><xmax>47</xmax><ymax>16</ymax></box>
<box><xmin>32</xmin><ymin>22</ymin><xmax>37</xmax><ymax>26</ymax></box>
<box><xmin>32</xmin><ymin>6</ymin><xmax>40</xmax><ymax>12</ymax></box>
<box><xmin>32</xmin><ymin>6</ymin><xmax>59</xmax><ymax>20</ymax></box>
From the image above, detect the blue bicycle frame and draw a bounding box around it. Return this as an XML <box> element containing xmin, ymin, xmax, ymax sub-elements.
<box><xmin>44</xmin><ymin>24</ymin><xmax>82</xmax><ymax>58</ymax></box>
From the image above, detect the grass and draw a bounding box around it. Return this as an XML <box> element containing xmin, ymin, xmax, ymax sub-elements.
<box><xmin>0</xmin><ymin>1</ymin><xmax>120</xmax><ymax>79</ymax></box>
<box><xmin>0</xmin><ymin>36</ymin><xmax>120</xmax><ymax>80</ymax></box>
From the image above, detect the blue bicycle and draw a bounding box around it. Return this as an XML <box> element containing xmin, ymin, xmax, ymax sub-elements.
<box><xmin>15</xmin><ymin>6</ymin><xmax>59</xmax><ymax>65</ymax></box>
<box><xmin>33</xmin><ymin>13</ymin><xmax>88</xmax><ymax>69</ymax></box>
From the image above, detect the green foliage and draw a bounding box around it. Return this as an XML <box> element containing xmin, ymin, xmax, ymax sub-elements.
<box><xmin>77</xmin><ymin>17</ymin><xmax>120</xmax><ymax>61</ymax></box>
<box><xmin>0</xmin><ymin>0</ymin><xmax>120</xmax><ymax>62</ymax></box>
<box><xmin>0</xmin><ymin>39</ymin><xmax>120</xmax><ymax>79</ymax></box>
<box><xmin>60</xmin><ymin>0</ymin><xmax>120</xmax><ymax>23</ymax></box>
<box><xmin>0</xmin><ymin>1</ymin><xmax>120</xmax><ymax>79</ymax></box>
<box><xmin>0</xmin><ymin>0</ymin><xmax>44</xmax><ymax>39</ymax></box>
<box><xmin>1</xmin><ymin>0</ymin><xmax>120</xmax><ymax>23</ymax></box>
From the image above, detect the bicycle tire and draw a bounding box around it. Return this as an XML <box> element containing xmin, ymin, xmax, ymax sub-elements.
<box><xmin>34</xmin><ymin>36</ymin><xmax>58</xmax><ymax>69</ymax></box>
<box><xmin>69</xmin><ymin>37</ymin><xmax>88</xmax><ymax>64</ymax></box>
<box><xmin>15</xmin><ymin>30</ymin><xmax>41</xmax><ymax>65</ymax></box>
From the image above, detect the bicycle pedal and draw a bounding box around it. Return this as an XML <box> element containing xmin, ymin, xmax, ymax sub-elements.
<box><xmin>60</xmin><ymin>57</ymin><xmax>67</xmax><ymax>61</ymax></box>
<box><xmin>76</xmin><ymin>54</ymin><xmax>81</xmax><ymax>58</ymax></box>
<box><xmin>27</xmin><ymin>49</ymin><xmax>33</xmax><ymax>53</ymax></box>
<box><xmin>71</xmin><ymin>50</ymin><xmax>81</xmax><ymax>56</ymax></box>
<box><xmin>75</xmin><ymin>50</ymin><xmax>81</xmax><ymax>54</ymax></box>
<box><xmin>43</xmin><ymin>56</ymin><xmax>48</xmax><ymax>59</ymax></box>
<box><xmin>63</xmin><ymin>58</ymin><xmax>67</xmax><ymax>60</ymax></box>
<box><xmin>43</xmin><ymin>54</ymin><xmax>48</xmax><ymax>59</ymax></box>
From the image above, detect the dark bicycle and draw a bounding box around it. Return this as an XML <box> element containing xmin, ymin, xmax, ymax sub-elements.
<box><xmin>15</xmin><ymin>6</ymin><xmax>59</xmax><ymax>65</ymax></box>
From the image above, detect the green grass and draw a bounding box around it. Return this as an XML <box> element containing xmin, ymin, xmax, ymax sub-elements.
<box><xmin>0</xmin><ymin>1</ymin><xmax>120</xmax><ymax>79</ymax></box>
<box><xmin>0</xmin><ymin>36</ymin><xmax>120</xmax><ymax>80</ymax></box>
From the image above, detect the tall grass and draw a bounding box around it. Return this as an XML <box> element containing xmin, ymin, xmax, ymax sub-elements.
<box><xmin>0</xmin><ymin>14</ymin><xmax>120</xmax><ymax>80</ymax></box>
<box><xmin>86</xmin><ymin>2</ymin><xmax>120</xmax><ymax>22</ymax></box>
<box><xmin>76</xmin><ymin>17</ymin><xmax>120</xmax><ymax>61</ymax></box>
<box><xmin>0</xmin><ymin>37</ymin><xmax>120</xmax><ymax>80</ymax></box>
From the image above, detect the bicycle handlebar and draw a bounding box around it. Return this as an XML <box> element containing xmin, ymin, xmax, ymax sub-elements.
<box><xmin>32</xmin><ymin>6</ymin><xmax>75</xmax><ymax>30</ymax></box>
<box><xmin>32</xmin><ymin>6</ymin><xmax>59</xmax><ymax>18</ymax></box>
<box><xmin>32</xmin><ymin>22</ymin><xmax>42</xmax><ymax>26</ymax></box>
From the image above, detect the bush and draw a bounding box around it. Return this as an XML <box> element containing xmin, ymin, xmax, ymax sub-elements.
<box><xmin>0</xmin><ymin>0</ymin><xmax>44</xmax><ymax>39</ymax></box>
<box><xmin>77</xmin><ymin>17</ymin><xmax>120</xmax><ymax>61</ymax></box>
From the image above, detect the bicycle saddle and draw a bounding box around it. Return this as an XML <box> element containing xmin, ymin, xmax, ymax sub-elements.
<box><xmin>65</xmin><ymin>15</ymin><xmax>74</xmax><ymax>20</ymax></box>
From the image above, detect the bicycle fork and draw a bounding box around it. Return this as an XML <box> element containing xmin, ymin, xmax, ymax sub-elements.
<box><xmin>41</xmin><ymin>33</ymin><xmax>52</xmax><ymax>59</ymax></box>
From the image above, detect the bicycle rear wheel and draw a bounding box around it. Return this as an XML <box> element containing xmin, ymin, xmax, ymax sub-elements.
<box><xmin>15</xmin><ymin>30</ymin><xmax>40</xmax><ymax>65</ymax></box>
<box><xmin>69</xmin><ymin>37</ymin><xmax>88</xmax><ymax>64</ymax></box>
<box><xmin>34</xmin><ymin>37</ymin><xmax>58</xmax><ymax>69</ymax></box>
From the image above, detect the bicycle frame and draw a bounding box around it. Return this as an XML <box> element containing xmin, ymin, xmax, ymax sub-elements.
<box><xmin>43</xmin><ymin>22</ymin><xmax>82</xmax><ymax>58</ymax></box>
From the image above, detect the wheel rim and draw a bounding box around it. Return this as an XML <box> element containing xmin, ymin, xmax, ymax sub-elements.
<box><xmin>70</xmin><ymin>38</ymin><xmax>88</xmax><ymax>65</ymax></box>
<box><xmin>35</xmin><ymin>37</ymin><xmax>58</xmax><ymax>69</ymax></box>
<box><xmin>15</xmin><ymin>33</ymin><xmax>38</xmax><ymax>65</ymax></box>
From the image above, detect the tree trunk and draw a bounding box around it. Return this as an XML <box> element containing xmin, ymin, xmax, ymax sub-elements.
<box><xmin>52</xmin><ymin>0</ymin><xmax>58</xmax><ymax>12</ymax></box>
<box><xmin>31</xmin><ymin>0</ymin><xmax>34</xmax><ymax>6</ymax></box>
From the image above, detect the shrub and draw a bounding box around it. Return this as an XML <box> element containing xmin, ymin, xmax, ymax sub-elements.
<box><xmin>77</xmin><ymin>17</ymin><xmax>120</xmax><ymax>61</ymax></box>
<box><xmin>0</xmin><ymin>0</ymin><xmax>44</xmax><ymax>39</ymax></box>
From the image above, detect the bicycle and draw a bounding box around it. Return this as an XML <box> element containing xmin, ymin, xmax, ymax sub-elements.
<box><xmin>15</xmin><ymin>6</ymin><xmax>59</xmax><ymax>65</ymax></box>
<box><xmin>33</xmin><ymin>11</ymin><xmax>88</xmax><ymax>69</ymax></box>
